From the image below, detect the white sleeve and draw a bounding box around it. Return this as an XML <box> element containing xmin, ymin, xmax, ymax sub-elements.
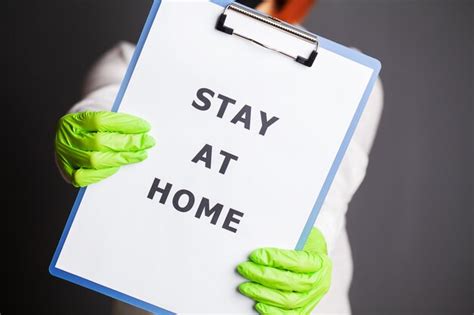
<box><xmin>68</xmin><ymin>41</ymin><xmax>135</xmax><ymax>113</ymax></box>
<box><xmin>315</xmin><ymin>77</ymin><xmax>384</xmax><ymax>254</ymax></box>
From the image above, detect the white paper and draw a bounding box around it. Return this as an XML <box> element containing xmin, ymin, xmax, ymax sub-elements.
<box><xmin>54</xmin><ymin>1</ymin><xmax>374</xmax><ymax>313</ymax></box>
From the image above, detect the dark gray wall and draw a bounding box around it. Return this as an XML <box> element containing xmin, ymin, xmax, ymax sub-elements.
<box><xmin>304</xmin><ymin>1</ymin><xmax>473</xmax><ymax>314</ymax></box>
<box><xmin>5</xmin><ymin>1</ymin><xmax>153</xmax><ymax>314</ymax></box>
<box><xmin>4</xmin><ymin>0</ymin><xmax>472</xmax><ymax>314</ymax></box>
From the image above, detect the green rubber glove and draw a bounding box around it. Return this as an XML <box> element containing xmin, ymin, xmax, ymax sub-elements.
<box><xmin>237</xmin><ymin>228</ymin><xmax>332</xmax><ymax>315</ymax></box>
<box><xmin>55</xmin><ymin>111</ymin><xmax>155</xmax><ymax>187</ymax></box>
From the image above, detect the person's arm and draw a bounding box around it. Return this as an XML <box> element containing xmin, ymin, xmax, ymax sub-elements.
<box><xmin>69</xmin><ymin>41</ymin><xmax>135</xmax><ymax>113</ymax></box>
<box><xmin>315</xmin><ymin>77</ymin><xmax>384</xmax><ymax>253</ymax></box>
<box><xmin>238</xmin><ymin>75</ymin><xmax>384</xmax><ymax>314</ymax></box>
<box><xmin>58</xmin><ymin>41</ymin><xmax>383</xmax><ymax>314</ymax></box>
<box><xmin>55</xmin><ymin>42</ymin><xmax>155</xmax><ymax>187</ymax></box>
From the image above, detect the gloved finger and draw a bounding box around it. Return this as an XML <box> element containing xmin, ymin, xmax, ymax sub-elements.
<box><xmin>239</xmin><ymin>282</ymin><xmax>329</xmax><ymax>310</ymax></box>
<box><xmin>67</xmin><ymin>132</ymin><xmax>156</xmax><ymax>152</ymax></box>
<box><xmin>249</xmin><ymin>247</ymin><xmax>326</xmax><ymax>273</ymax></box>
<box><xmin>237</xmin><ymin>261</ymin><xmax>318</xmax><ymax>292</ymax></box>
<box><xmin>303</xmin><ymin>228</ymin><xmax>328</xmax><ymax>255</ymax></box>
<box><xmin>56</xmin><ymin>154</ymin><xmax>75</xmax><ymax>183</ymax></box>
<box><xmin>57</xmin><ymin>142</ymin><xmax>148</xmax><ymax>169</ymax></box>
<box><xmin>255</xmin><ymin>303</ymin><xmax>301</xmax><ymax>315</ymax></box>
<box><xmin>255</xmin><ymin>297</ymin><xmax>323</xmax><ymax>315</ymax></box>
<box><xmin>239</xmin><ymin>282</ymin><xmax>305</xmax><ymax>309</ymax></box>
<box><xmin>72</xmin><ymin>167</ymin><xmax>120</xmax><ymax>187</ymax></box>
<box><xmin>60</xmin><ymin>111</ymin><xmax>151</xmax><ymax>134</ymax></box>
<box><xmin>297</xmin><ymin>292</ymin><xmax>325</xmax><ymax>315</ymax></box>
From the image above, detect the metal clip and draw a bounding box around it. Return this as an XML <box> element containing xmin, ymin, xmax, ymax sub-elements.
<box><xmin>216</xmin><ymin>2</ymin><xmax>318</xmax><ymax>67</ymax></box>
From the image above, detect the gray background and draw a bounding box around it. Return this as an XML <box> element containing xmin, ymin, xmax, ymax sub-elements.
<box><xmin>304</xmin><ymin>1</ymin><xmax>473</xmax><ymax>314</ymax></box>
<box><xmin>4</xmin><ymin>0</ymin><xmax>472</xmax><ymax>314</ymax></box>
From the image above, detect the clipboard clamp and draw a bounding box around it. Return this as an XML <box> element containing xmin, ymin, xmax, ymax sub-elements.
<box><xmin>216</xmin><ymin>2</ymin><xmax>319</xmax><ymax>67</ymax></box>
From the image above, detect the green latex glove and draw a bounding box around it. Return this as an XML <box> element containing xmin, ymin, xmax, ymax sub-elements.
<box><xmin>237</xmin><ymin>228</ymin><xmax>332</xmax><ymax>315</ymax></box>
<box><xmin>55</xmin><ymin>111</ymin><xmax>155</xmax><ymax>187</ymax></box>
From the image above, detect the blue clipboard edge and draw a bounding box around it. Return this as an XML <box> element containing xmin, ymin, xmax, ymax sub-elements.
<box><xmin>295</xmin><ymin>35</ymin><xmax>381</xmax><ymax>249</ymax></box>
<box><xmin>49</xmin><ymin>0</ymin><xmax>381</xmax><ymax>313</ymax></box>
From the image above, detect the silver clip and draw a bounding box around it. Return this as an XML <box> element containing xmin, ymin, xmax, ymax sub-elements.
<box><xmin>216</xmin><ymin>2</ymin><xmax>318</xmax><ymax>67</ymax></box>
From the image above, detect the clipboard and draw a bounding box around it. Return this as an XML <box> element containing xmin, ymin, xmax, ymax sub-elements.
<box><xmin>49</xmin><ymin>0</ymin><xmax>381</xmax><ymax>313</ymax></box>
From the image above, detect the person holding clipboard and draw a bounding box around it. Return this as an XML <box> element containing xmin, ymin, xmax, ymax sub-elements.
<box><xmin>54</xmin><ymin>0</ymin><xmax>383</xmax><ymax>313</ymax></box>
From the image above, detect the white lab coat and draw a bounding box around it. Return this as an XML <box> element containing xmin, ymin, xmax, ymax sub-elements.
<box><xmin>69</xmin><ymin>42</ymin><xmax>383</xmax><ymax>314</ymax></box>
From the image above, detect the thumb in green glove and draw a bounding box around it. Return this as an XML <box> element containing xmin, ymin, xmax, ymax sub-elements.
<box><xmin>55</xmin><ymin>111</ymin><xmax>156</xmax><ymax>187</ymax></box>
<box><xmin>237</xmin><ymin>228</ymin><xmax>332</xmax><ymax>315</ymax></box>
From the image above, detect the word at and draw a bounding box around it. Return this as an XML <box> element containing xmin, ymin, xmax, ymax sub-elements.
<box><xmin>192</xmin><ymin>144</ymin><xmax>238</xmax><ymax>175</ymax></box>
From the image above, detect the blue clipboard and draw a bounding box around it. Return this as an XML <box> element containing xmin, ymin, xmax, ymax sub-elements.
<box><xmin>49</xmin><ymin>1</ymin><xmax>381</xmax><ymax>313</ymax></box>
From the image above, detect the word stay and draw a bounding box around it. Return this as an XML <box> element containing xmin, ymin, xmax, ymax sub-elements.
<box><xmin>192</xmin><ymin>87</ymin><xmax>280</xmax><ymax>136</ymax></box>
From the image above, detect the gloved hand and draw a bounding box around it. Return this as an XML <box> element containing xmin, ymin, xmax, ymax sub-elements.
<box><xmin>237</xmin><ymin>228</ymin><xmax>332</xmax><ymax>315</ymax></box>
<box><xmin>55</xmin><ymin>111</ymin><xmax>155</xmax><ymax>187</ymax></box>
